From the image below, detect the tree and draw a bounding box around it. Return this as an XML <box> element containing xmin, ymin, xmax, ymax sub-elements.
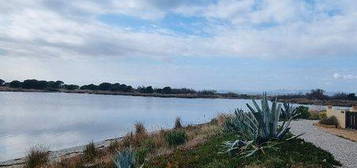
<box><xmin>198</xmin><ymin>90</ymin><xmax>217</xmax><ymax>95</ymax></box>
<box><xmin>306</xmin><ymin>89</ymin><xmax>327</xmax><ymax>100</ymax></box>
<box><xmin>80</xmin><ymin>84</ymin><xmax>98</xmax><ymax>90</ymax></box>
<box><xmin>162</xmin><ymin>86</ymin><xmax>172</xmax><ymax>94</ymax></box>
<box><xmin>98</xmin><ymin>82</ymin><xmax>112</xmax><ymax>90</ymax></box>
<box><xmin>64</xmin><ymin>84</ymin><xmax>79</xmax><ymax>90</ymax></box>
<box><xmin>347</xmin><ymin>93</ymin><xmax>357</xmax><ymax>100</ymax></box>
<box><xmin>137</xmin><ymin>86</ymin><xmax>154</xmax><ymax>93</ymax></box>
<box><xmin>22</xmin><ymin>79</ymin><xmax>48</xmax><ymax>89</ymax></box>
<box><xmin>52</xmin><ymin>80</ymin><xmax>64</xmax><ymax>89</ymax></box>
<box><xmin>0</xmin><ymin>79</ymin><xmax>5</xmax><ymax>86</ymax></box>
<box><xmin>9</xmin><ymin>80</ymin><xmax>22</xmax><ymax>88</ymax></box>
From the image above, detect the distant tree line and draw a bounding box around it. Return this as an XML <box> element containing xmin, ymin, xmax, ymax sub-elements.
<box><xmin>0</xmin><ymin>78</ymin><xmax>217</xmax><ymax>95</ymax></box>
<box><xmin>277</xmin><ymin>88</ymin><xmax>357</xmax><ymax>101</ymax></box>
<box><xmin>1</xmin><ymin>79</ymin><xmax>355</xmax><ymax>100</ymax></box>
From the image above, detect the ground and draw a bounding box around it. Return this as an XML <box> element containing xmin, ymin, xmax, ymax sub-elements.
<box><xmin>290</xmin><ymin>120</ymin><xmax>357</xmax><ymax>168</ymax></box>
<box><xmin>315</xmin><ymin>123</ymin><xmax>357</xmax><ymax>142</ymax></box>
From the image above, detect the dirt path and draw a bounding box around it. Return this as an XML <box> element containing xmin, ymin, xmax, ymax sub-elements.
<box><xmin>290</xmin><ymin>120</ymin><xmax>357</xmax><ymax>168</ymax></box>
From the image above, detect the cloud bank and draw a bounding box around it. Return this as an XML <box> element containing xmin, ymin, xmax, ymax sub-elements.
<box><xmin>0</xmin><ymin>0</ymin><xmax>356</xmax><ymax>60</ymax></box>
<box><xmin>1</xmin><ymin>0</ymin><xmax>357</xmax><ymax>92</ymax></box>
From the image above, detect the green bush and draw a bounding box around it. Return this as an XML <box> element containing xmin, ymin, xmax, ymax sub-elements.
<box><xmin>319</xmin><ymin>112</ymin><xmax>327</xmax><ymax>119</ymax></box>
<box><xmin>296</xmin><ymin>106</ymin><xmax>310</xmax><ymax>119</ymax></box>
<box><xmin>319</xmin><ymin>116</ymin><xmax>339</xmax><ymax>128</ymax></box>
<box><xmin>309</xmin><ymin>112</ymin><xmax>320</xmax><ymax>120</ymax></box>
<box><xmin>165</xmin><ymin>130</ymin><xmax>188</xmax><ymax>146</ymax></box>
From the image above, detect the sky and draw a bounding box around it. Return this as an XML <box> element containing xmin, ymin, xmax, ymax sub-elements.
<box><xmin>0</xmin><ymin>0</ymin><xmax>357</xmax><ymax>92</ymax></box>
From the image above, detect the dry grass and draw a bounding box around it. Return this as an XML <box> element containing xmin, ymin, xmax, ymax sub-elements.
<box><xmin>174</xmin><ymin>117</ymin><xmax>183</xmax><ymax>129</ymax></box>
<box><xmin>135</xmin><ymin>122</ymin><xmax>146</xmax><ymax>135</ymax></box>
<box><xmin>43</xmin><ymin>116</ymin><xmax>224</xmax><ymax>168</ymax></box>
<box><xmin>24</xmin><ymin>146</ymin><xmax>49</xmax><ymax>168</ymax></box>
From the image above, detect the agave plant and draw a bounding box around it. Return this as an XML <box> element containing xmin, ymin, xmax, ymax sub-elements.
<box><xmin>281</xmin><ymin>102</ymin><xmax>300</xmax><ymax>120</ymax></box>
<box><xmin>113</xmin><ymin>148</ymin><xmax>135</xmax><ymax>168</ymax></box>
<box><xmin>222</xmin><ymin>94</ymin><xmax>301</xmax><ymax>157</ymax></box>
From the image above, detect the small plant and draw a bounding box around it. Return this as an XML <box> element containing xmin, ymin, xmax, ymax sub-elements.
<box><xmin>295</xmin><ymin>106</ymin><xmax>310</xmax><ymax>119</ymax></box>
<box><xmin>174</xmin><ymin>117</ymin><xmax>183</xmax><ymax>129</ymax></box>
<box><xmin>24</xmin><ymin>146</ymin><xmax>49</xmax><ymax>168</ymax></box>
<box><xmin>319</xmin><ymin>112</ymin><xmax>327</xmax><ymax>119</ymax></box>
<box><xmin>135</xmin><ymin>122</ymin><xmax>146</xmax><ymax>135</ymax></box>
<box><xmin>83</xmin><ymin>141</ymin><xmax>98</xmax><ymax>162</ymax></box>
<box><xmin>319</xmin><ymin>116</ymin><xmax>339</xmax><ymax>128</ymax></box>
<box><xmin>113</xmin><ymin>148</ymin><xmax>135</xmax><ymax>168</ymax></box>
<box><xmin>309</xmin><ymin>112</ymin><xmax>320</xmax><ymax>120</ymax></box>
<box><xmin>280</xmin><ymin>103</ymin><xmax>300</xmax><ymax>120</ymax></box>
<box><xmin>108</xmin><ymin>140</ymin><xmax>120</xmax><ymax>154</ymax></box>
<box><xmin>165</xmin><ymin>130</ymin><xmax>188</xmax><ymax>146</ymax></box>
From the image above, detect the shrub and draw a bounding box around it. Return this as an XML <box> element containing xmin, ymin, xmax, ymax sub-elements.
<box><xmin>24</xmin><ymin>147</ymin><xmax>49</xmax><ymax>168</ymax></box>
<box><xmin>296</xmin><ymin>106</ymin><xmax>310</xmax><ymax>119</ymax></box>
<box><xmin>174</xmin><ymin>117</ymin><xmax>183</xmax><ymax>129</ymax></box>
<box><xmin>113</xmin><ymin>148</ymin><xmax>135</xmax><ymax>168</ymax></box>
<box><xmin>309</xmin><ymin>112</ymin><xmax>320</xmax><ymax>120</ymax></box>
<box><xmin>83</xmin><ymin>141</ymin><xmax>98</xmax><ymax>162</ymax></box>
<box><xmin>223</xmin><ymin>94</ymin><xmax>300</xmax><ymax>157</ymax></box>
<box><xmin>319</xmin><ymin>116</ymin><xmax>339</xmax><ymax>128</ymax></box>
<box><xmin>319</xmin><ymin>112</ymin><xmax>327</xmax><ymax>119</ymax></box>
<box><xmin>165</xmin><ymin>130</ymin><xmax>188</xmax><ymax>146</ymax></box>
<box><xmin>134</xmin><ymin>122</ymin><xmax>146</xmax><ymax>135</ymax></box>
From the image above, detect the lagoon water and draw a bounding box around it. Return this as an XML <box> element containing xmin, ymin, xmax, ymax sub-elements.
<box><xmin>0</xmin><ymin>92</ymin><xmax>251</xmax><ymax>161</ymax></box>
<box><xmin>0</xmin><ymin>91</ymin><xmax>327</xmax><ymax>161</ymax></box>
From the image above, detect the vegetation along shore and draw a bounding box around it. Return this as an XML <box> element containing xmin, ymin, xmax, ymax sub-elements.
<box><xmin>1</xmin><ymin>79</ymin><xmax>357</xmax><ymax>106</ymax></box>
<box><xmin>0</xmin><ymin>95</ymin><xmax>341</xmax><ymax>168</ymax></box>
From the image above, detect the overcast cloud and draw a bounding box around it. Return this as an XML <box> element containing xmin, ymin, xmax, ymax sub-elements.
<box><xmin>1</xmin><ymin>0</ymin><xmax>357</xmax><ymax>92</ymax></box>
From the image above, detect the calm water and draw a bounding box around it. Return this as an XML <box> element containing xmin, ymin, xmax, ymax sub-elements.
<box><xmin>0</xmin><ymin>92</ymin><xmax>252</xmax><ymax>161</ymax></box>
<box><xmin>0</xmin><ymin>92</ymin><xmax>330</xmax><ymax>161</ymax></box>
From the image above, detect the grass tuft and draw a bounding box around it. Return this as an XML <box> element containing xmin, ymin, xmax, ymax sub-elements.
<box><xmin>165</xmin><ymin>130</ymin><xmax>188</xmax><ymax>147</ymax></box>
<box><xmin>135</xmin><ymin>122</ymin><xmax>146</xmax><ymax>135</ymax></box>
<box><xmin>24</xmin><ymin>146</ymin><xmax>49</xmax><ymax>168</ymax></box>
<box><xmin>83</xmin><ymin>141</ymin><xmax>98</xmax><ymax>162</ymax></box>
<box><xmin>174</xmin><ymin>117</ymin><xmax>183</xmax><ymax>129</ymax></box>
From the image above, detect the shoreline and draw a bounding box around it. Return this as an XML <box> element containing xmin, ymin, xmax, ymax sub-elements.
<box><xmin>0</xmin><ymin>137</ymin><xmax>121</xmax><ymax>167</ymax></box>
<box><xmin>1</xmin><ymin>87</ymin><xmax>356</xmax><ymax>107</ymax></box>
<box><xmin>0</xmin><ymin>86</ymin><xmax>246</xmax><ymax>100</ymax></box>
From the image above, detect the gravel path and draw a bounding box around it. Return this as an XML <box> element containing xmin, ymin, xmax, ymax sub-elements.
<box><xmin>290</xmin><ymin>120</ymin><xmax>357</xmax><ymax>168</ymax></box>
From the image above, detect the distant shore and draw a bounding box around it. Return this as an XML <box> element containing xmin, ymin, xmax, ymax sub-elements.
<box><xmin>1</xmin><ymin>86</ymin><xmax>356</xmax><ymax>107</ymax></box>
<box><xmin>277</xmin><ymin>98</ymin><xmax>357</xmax><ymax>108</ymax></box>
<box><xmin>0</xmin><ymin>86</ymin><xmax>247</xmax><ymax>99</ymax></box>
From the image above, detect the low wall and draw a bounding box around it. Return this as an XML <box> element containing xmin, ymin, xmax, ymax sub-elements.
<box><xmin>326</xmin><ymin>106</ymin><xmax>346</xmax><ymax>128</ymax></box>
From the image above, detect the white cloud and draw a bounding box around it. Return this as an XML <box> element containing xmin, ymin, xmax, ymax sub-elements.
<box><xmin>333</xmin><ymin>73</ymin><xmax>357</xmax><ymax>80</ymax></box>
<box><xmin>0</xmin><ymin>0</ymin><xmax>357</xmax><ymax>61</ymax></box>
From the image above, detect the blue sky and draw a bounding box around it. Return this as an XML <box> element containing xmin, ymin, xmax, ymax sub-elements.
<box><xmin>0</xmin><ymin>0</ymin><xmax>357</xmax><ymax>92</ymax></box>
